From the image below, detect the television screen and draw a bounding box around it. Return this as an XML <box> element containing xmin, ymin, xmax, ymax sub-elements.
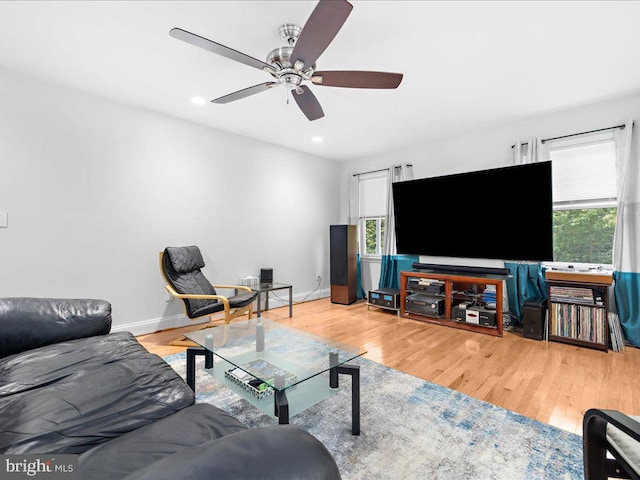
<box><xmin>392</xmin><ymin>161</ymin><xmax>553</xmax><ymax>262</ymax></box>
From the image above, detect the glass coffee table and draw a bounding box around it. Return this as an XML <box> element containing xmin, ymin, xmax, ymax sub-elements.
<box><xmin>184</xmin><ymin>318</ymin><xmax>366</xmax><ymax>434</ymax></box>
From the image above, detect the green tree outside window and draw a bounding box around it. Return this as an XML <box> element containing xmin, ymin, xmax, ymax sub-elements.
<box><xmin>553</xmin><ymin>207</ymin><xmax>616</xmax><ymax>264</ymax></box>
<box><xmin>364</xmin><ymin>218</ymin><xmax>385</xmax><ymax>255</ymax></box>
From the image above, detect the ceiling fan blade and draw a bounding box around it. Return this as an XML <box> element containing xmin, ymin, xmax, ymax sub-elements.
<box><xmin>212</xmin><ymin>82</ymin><xmax>277</xmax><ymax>104</ymax></box>
<box><xmin>291</xmin><ymin>0</ymin><xmax>353</xmax><ymax>69</ymax></box>
<box><xmin>312</xmin><ymin>71</ymin><xmax>403</xmax><ymax>89</ymax></box>
<box><xmin>170</xmin><ymin>27</ymin><xmax>272</xmax><ymax>72</ymax></box>
<box><xmin>292</xmin><ymin>85</ymin><xmax>324</xmax><ymax>121</ymax></box>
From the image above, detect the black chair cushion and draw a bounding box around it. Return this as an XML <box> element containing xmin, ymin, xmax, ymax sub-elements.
<box><xmin>163</xmin><ymin>246</ymin><xmax>219</xmax><ymax>318</ymax></box>
<box><xmin>189</xmin><ymin>290</ymin><xmax>258</xmax><ymax>318</ymax></box>
<box><xmin>163</xmin><ymin>246</ymin><xmax>258</xmax><ymax>319</ymax></box>
<box><xmin>165</xmin><ymin>245</ymin><xmax>205</xmax><ymax>273</ymax></box>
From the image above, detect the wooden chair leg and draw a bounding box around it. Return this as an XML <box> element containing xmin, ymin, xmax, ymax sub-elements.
<box><xmin>168</xmin><ymin>315</ymin><xmax>226</xmax><ymax>347</ymax></box>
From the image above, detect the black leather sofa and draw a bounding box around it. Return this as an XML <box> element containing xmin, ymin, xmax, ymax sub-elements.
<box><xmin>0</xmin><ymin>297</ymin><xmax>341</xmax><ymax>480</ymax></box>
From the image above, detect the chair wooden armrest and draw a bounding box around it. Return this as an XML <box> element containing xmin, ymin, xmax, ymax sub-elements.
<box><xmin>163</xmin><ymin>286</ymin><xmax>232</xmax><ymax>311</ymax></box>
<box><xmin>212</xmin><ymin>284</ymin><xmax>253</xmax><ymax>292</ymax></box>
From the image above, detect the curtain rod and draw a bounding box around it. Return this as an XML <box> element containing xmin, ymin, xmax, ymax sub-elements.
<box><xmin>541</xmin><ymin>123</ymin><xmax>628</xmax><ymax>144</ymax></box>
<box><xmin>511</xmin><ymin>123</ymin><xmax>631</xmax><ymax>148</ymax></box>
<box><xmin>352</xmin><ymin>164</ymin><xmax>413</xmax><ymax>177</ymax></box>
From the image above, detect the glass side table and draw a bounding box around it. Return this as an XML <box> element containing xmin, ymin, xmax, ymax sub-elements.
<box><xmin>250</xmin><ymin>282</ymin><xmax>292</xmax><ymax>317</ymax></box>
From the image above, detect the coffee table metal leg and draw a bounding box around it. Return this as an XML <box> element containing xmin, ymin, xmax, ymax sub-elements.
<box><xmin>186</xmin><ymin>347</ymin><xmax>213</xmax><ymax>393</ymax></box>
<box><xmin>256</xmin><ymin>292</ymin><xmax>262</xmax><ymax>317</ymax></box>
<box><xmin>288</xmin><ymin>286</ymin><xmax>293</xmax><ymax>317</ymax></box>
<box><xmin>274</xmin><ymin>390</ymin><xmax>289</xmax><ymax>424</ymax></box>
<box><xmin>329</xmin><ymin>363</ymin><xmax>361</xmax><ymax>435</ymax></box>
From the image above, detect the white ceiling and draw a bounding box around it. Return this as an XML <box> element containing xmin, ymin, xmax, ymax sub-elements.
<box><xmin>1</xmin><ymin>1</ymin><xmax>640</xmax><ymax>161</ymax></box>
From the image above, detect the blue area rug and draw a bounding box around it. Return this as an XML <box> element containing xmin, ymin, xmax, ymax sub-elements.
<box><xmin>164</xmin><ymin>352</ymin><xmax>584</xmax><ymax>479</ymax></box>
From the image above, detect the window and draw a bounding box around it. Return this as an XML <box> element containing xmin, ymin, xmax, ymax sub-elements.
<box><xmin>357</xmin><ymin>172</ymin><xmax>387</xmax><ymax>257</ymax></box>
<box><xmin>547</xmin><ymin>131</ymin><xmax>617</xmax><ymax>267</ymax></box>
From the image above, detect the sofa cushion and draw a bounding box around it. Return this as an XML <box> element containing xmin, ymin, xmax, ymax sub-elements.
<box><xmin>78</xmin><ymin>403</ymin><xmax>247</xmax><ymax>480</ymax></box>
<box><xmin>0</xmin><ymin>332</ymin><xmax>194</xmax><ymax>454</ymax></box>
<box><xmin>0</xmin><ymin>297</ymin><xmax>112</xmax><ymax>358</ymax></box>
<box><xmin>118</xmin><ymin>425</ymin><xmax>341</xmax><ymax>480</ymax></box>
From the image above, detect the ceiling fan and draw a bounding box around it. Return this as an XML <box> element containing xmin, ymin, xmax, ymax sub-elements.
<box><xmin>169</xmin><ymin>0</ymin><xmax>403</xmax><ymax>121</ymax></box>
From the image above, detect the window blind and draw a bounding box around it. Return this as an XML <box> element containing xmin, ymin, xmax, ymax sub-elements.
<box><xmin>358</xmin><ymin>174</ymin><xmax>387</xmax><ymax>218</ymax></box>
<box><xmin>548</xmin><ymin>133</ymin><xmax>617</xmax><ymax>208</ymax></box>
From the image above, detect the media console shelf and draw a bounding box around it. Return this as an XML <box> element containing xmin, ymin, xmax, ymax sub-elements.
<box><xmin>400</xmin><ymin>270</ymin><xmax>505</xmax><ymax>337</ymax></box>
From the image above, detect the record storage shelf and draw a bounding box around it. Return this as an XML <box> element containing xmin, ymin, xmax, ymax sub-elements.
<box><xmin>546</xmin><ymin>271</ymin><xmax>612</xmax><ymax>352</ymax></box>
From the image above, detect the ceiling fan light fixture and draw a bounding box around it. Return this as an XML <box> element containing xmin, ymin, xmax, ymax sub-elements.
<box><xmin>190</xmin><ymin>96</ymin><xmax>207</xmax><ymax>105</ymax></box>
<box><xmin>279</xmin><ymin>73</ymin><xmax>303</xmax><ymax>90</ymax></box>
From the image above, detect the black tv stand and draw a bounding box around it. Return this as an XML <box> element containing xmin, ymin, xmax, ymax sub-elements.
<box><xmin>412</xmin><ymin>263</ymin><xmax>509</xmax><ymax>277</ymax></box>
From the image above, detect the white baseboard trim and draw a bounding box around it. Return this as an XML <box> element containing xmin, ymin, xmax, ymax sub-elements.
<box><xmin>262</xmin><ymin>288</ymin><xmax>330</xmax><ymax>309</ymax></box>
<box><xmin>110</xmin><ymin>313</ymin><xmax>209</xmax><ymax>337</ymax></box>
<box><xmin>112</xmin><ymin>288</ymin><xmax>331</xmax><ymax>337</ymax></box>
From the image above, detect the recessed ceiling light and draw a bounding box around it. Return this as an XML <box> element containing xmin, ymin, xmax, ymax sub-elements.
<box><xmin>191</xmin><ymin>96</ymin><xmax>207</xmax><ymax>105</ymax></box>
<box><xmin>312</xmin><ymin>136</ymin><xmax>323</xmax><ymax>143</ymax></box>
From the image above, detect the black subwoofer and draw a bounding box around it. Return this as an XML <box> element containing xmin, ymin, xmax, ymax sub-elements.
<box><xmin>329</xmin><ymin>224</ymin><xmax>357</xmax><ymax>305</ymax></box>
<box><xmin>523</xmin><ymin>299</ymin><xmax>547</xmax><ymax>340</ymax></box>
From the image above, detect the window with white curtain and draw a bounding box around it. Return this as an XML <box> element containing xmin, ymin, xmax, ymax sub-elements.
<box><xmin>547</xmin><ymin>131</ymin><xmax>617</xmax><ymax>267</ymax></box>
<box><xmin>358</xmin><ymin>172</ymin><xmax>387</xmax><ymax>257</ymax></box>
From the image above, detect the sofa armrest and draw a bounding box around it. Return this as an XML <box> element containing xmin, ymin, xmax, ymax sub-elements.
<box><xmin>121</xmin><ymin>425</ymin><xmax>341</xmax><ymax>480</ymax></box>
<box><xmin>0</xmin><ymin>297</ymin><xmax>112</xmax><ymax>357</ymax></box>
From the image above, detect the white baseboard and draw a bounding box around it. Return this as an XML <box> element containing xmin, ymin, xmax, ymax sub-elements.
<box><xmin>261</xmin><ymin>287</ymin><xmax>330</xmax><ymax>309</ymax></box>
<box><xmin>112</xmin><ymin>288</ymin><xmax>331</xmax><ymax>337</ymax></box>
<box><xmin>110</xmin><ymin>313</ymin><xmax>210</xmax><ymax>337</ymax></box>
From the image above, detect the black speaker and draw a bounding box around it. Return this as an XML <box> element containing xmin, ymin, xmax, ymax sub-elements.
<box><xmin>523</xmin><ymin>299</ymin><xmax>547</xmax><ymax>340</ymax></box>
<box><xmin>330</xmin><ymin>225</ymin><xmax>357</xmax><ymax>305</ymax></box>
<box><xmin>260</xmin><ymin>268</ymin><xmax>273</xmax><ymax>284</ymax></box>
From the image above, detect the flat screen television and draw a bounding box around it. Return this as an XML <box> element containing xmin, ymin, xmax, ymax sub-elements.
<box><xmin>392</xmin><ymin>161</ymin><xmax>553</xmax><ymax>262</ymax></box>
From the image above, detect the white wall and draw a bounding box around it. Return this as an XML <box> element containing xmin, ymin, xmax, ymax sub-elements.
<box><xmin>342</xmin><ymin>93</ymin><xmax>640</xmax><ymax>287</ymax></box>
<box><xmin>0</xmin><ymin>67</ymin><xmax>340</xmax><ymax>333</ymax></box>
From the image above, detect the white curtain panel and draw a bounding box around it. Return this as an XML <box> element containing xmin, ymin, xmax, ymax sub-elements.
<box><xmin>382</xmin><ymin>164</ymin><xmax>413</xmax><ymax>257</ymax></box>
<box><xmin>512</xmin><ymin>138</ymin><xmax>549</xmax><ymax>164</ymax></box>
<box><xmin>348</xmin><ymin>174</ymin><xmax>359</xmax><ymax>222</ymax></box>
<box><xmin>612</xmin><ymin>120</ymin><xmax>637</xmax><ymax>272</ymax></box>
<box><xmin>347</xmin><ymin>174</ymin><xmax>360</xmax><ymax>255</ymax></box>
<box><xmin>612</xmin><ymin>120</ymin><xmax>640</xmax><ymax>346</ymax></box>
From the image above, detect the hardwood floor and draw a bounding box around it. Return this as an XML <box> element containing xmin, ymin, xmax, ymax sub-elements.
<box><xmin>137</xmin><ymin>297</ymin><xmax>640</xmax><ymax>436</ymax></box>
